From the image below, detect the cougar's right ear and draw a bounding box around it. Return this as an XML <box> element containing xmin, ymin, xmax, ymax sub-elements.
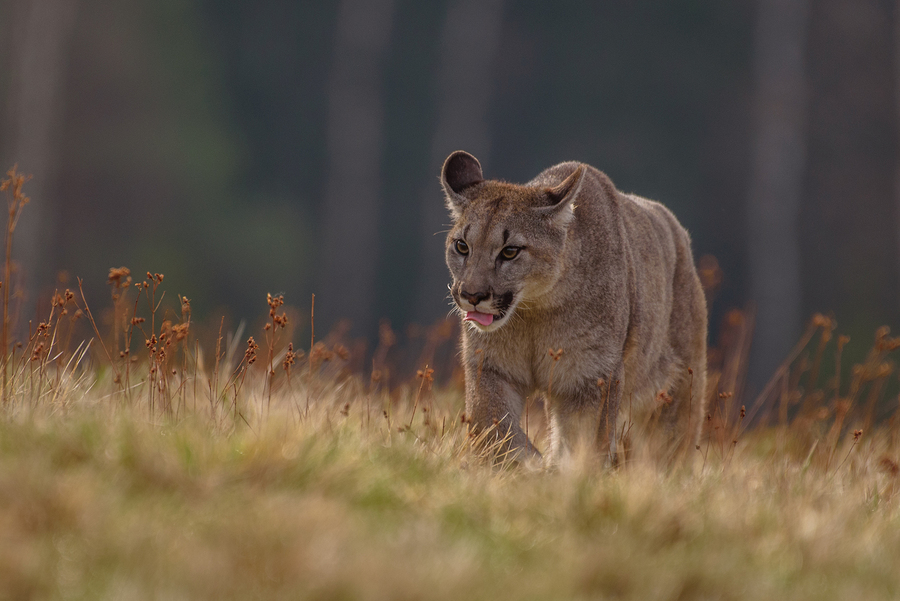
<box><xmin>535</xmin><ymin>165</ymin><xmax>585</xmax><ymax>228</ymax></box>
<box><xmin>441</xmin><ymin>151</ymin><xmax>483</xmax><ymax>219</ymax></box>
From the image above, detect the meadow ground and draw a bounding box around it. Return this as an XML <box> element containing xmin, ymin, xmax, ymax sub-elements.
<box><xmin>3</xmin><ymin>356</ymin><xmax>900</xmax><ymax>601</ymax></box>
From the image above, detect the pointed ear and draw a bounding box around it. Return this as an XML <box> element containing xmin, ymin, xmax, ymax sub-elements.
<box><xmin>536</xmin><ymin>165</ymin><xmax>585</xmax><ymax>227</ymax></box>
<box><xmin>441</xmin><ymin>151</ymin><xmax>483</xmax><ymax>219</ymax></box>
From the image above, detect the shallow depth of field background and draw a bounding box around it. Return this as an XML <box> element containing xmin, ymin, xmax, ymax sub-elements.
<box><xmin>5</xmin><ymin>4</ymin><xmax>900</xmax><ymax>599</ymax></box>
<box><xmin>1</xmin><ymin>0</ymin><xmax>898</xmax><ymax>394</ymax></box>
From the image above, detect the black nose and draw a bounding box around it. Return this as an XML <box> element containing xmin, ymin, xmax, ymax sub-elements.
<box><xmin>460</xmin><ymin>290</ymin><xmax>490</xmax><ymax>306</ymax></box>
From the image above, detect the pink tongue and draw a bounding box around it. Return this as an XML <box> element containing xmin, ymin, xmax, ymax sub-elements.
<box><xmin>465</xmin><ymin>311</ymin><xmax>494</xmax><ymax>326</ymax></box>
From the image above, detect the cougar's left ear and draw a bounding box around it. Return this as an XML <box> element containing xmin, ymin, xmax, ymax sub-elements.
<box><xmin>536</xmin><ymin>165</ymin><xmax>585</xmax><ymax>227</ymax></box>
<box><xmin>441</xmin><ymin>151</ymin><xmax>483</xmax><ymax>220</ymax></box>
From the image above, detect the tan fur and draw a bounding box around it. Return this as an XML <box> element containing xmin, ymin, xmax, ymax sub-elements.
<box><xmin>441</xmin><ymin>151</ymin><xmax>707</xmax><ymax>466</ymax></box>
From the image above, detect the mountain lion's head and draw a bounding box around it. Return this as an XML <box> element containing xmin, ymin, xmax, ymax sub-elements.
<box><xmin>442</xmin><ymin>151</ymin><xmax>585</xmax><ymax>332</ymax></box>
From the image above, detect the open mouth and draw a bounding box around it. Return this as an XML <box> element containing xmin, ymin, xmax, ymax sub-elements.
<box><xmin>459</xmin><ymin>291</ymin><xmax>516</xmax><ymax>330</ymax></box>
<box><xmin>464</xmin><ymin>311</ymin><xmax>495</xmax><ymax>327</ymax></box>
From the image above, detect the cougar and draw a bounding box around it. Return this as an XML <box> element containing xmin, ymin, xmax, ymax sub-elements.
<box><xmin>441</xmin><ymin>150</ymin><xmax>707</xmax><ymax>466</ymax></box>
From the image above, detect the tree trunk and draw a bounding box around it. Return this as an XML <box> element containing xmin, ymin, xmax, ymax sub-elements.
<box><xmin>801</xmin><ymin>0</ymin><xmax>898</xmax><ymax>346</ymax></box>
<box><xmin>318</xmin><ymin>0</ymin><xmax>396</xmax><ymax>336</ymax></box>
<box><xmin>414</xmin><ymin>0</ymin><xmax>505</xmax><ymax>325</ymax></box>
<box><xmin>896</xmin><ymin>0</ymin><xmax>900</xmax><ymax>315</ymax></box>
<box><xmin>746</xmin><ymin>0</ymin><xmax>809</xmax><ymax>391</ymax></box>
<box><xmin>3</xmin><ymin>0</ymin><xmax>78</xmax><ymax>308</ymax></box>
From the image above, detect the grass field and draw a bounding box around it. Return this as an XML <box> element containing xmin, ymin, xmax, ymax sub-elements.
<box><xmin>3</xmin><ymin>167</ymin><xmax>900</xmax><ymax>600</ymax></box>
<box><xmin>3</xmin><ymin>356</ymin><xmax>900</xmax><ymax>600</ymax></box>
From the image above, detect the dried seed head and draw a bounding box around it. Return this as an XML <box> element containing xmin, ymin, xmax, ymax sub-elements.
<box><xmin>725</xmin><ymin>309</ymin><xmax>744</xmax><ymax>327</ymax></box>
<box><xmin>310</xmin><ymin>342</ymin><xmax>334</xmax><ymax>364</ymax></box>
<box><xmin>697</xmin><ymin>254</ymin><xmax>723</xmax><ymax>291</ymax></box>
<box><xmin>875</xmin><ymin>326</ymin><xmax>900</xmax><ymax>351</ymax></box>
<box><xmin>171</xmin><ymin>323</ymin><xmax>189</xmax><ymax>342</ymax></box>
<box><xmin>379</xmin><ymin>321</ymin><xmax>396</xmax><ymax>347</ymax></box>
<box><xmin>283</xmin><ymin>343</ymin><xmax>296</xmax><ymax>370</ymax></box>
<box><xmin>267</xmin><ymin>293</ymin><xmax>285</xmax><ymax>312</ymax></box>
<box><xmin>812</xmin><ymin>313</ymin><xmax>831</xmax><ymax>328</ymax></box>
<box><xmin>108</xmin><ymin>267</ymin><xmax>131</xmax><ymax>286</ymax></box>
<box><xmin>245</xmin><ymin>337</ymin><xmax>259</xmax><ymax>365</ymax></box>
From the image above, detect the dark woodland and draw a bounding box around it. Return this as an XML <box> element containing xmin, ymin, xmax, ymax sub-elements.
<box><xmin>2</xmin><ymin>0</ymin><xmax>899</xmax><ymax>395</ymax></box>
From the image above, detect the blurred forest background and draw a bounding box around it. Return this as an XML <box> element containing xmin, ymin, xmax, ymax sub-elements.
<box><xmin>1</xmin><ymin>0</ymin><xmax>898</xmax><ymax>394</ymax></box>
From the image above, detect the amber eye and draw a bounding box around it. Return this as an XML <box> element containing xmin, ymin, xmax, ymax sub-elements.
<box><xmin>500</xmin><ymin>246</ymin><xmax>520</xmax><ymax>260</ymax></box>
<box><xmin>455</xmin><ymin>239</ymin><xmax>469</xmax><ymax>255</ymax></box>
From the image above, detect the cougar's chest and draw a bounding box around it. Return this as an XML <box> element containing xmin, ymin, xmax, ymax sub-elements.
<box><xmin>480</xmin><ymin>310</ymin><xmax>607</xmax><ymax>396</ymax></box>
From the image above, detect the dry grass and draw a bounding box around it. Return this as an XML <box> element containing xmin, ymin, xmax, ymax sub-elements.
<box><xmin>3</xmin><ymin>373</ymin><xmax>900</xmax><ymax>600</ymax></box>
<box><xmin>3</xmin><ymin>167</ymin><xmax>900</xmax><ymax>600</ymax></box>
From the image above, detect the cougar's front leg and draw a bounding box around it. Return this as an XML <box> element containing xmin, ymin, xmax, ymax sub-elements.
<box><xmin>595</xmin><ymin>363</ymin><xmax>625</xmax><ymax>467</ymax></box>
<box><xmin>543</xmin><ymin>362</ymin><xmax>623</xmax><ymax>468</ymax></box>
<box><xmin>464</xmin><ymin>365</ymin><xmax>540</xmax><ymax>462</ymax></box>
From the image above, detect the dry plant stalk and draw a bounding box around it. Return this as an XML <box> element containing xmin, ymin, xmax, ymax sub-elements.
<box><xmin>408</xmin><ymin>365</ymin><xmax>434</xmax><ymax>429</ymax></box>
<box><xmin>0</xmin><ymin>166</ymin><xmax>31</xmax><ymax>402</ymax></box>
<box><xmin>307</xmin><ymin>293</ymin><xmax>315</xmax><ymax>415</ymax></box>
<box><xmin>264</xmin><ymin>293</ymin><xmax>288</xmax><ymax>414</ymax></box>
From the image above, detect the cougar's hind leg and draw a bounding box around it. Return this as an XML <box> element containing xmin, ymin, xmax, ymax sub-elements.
<box><xmin>656</xmin><ymin>364</ymin><xmax>706</xmax><ymax>466</ymax></box>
